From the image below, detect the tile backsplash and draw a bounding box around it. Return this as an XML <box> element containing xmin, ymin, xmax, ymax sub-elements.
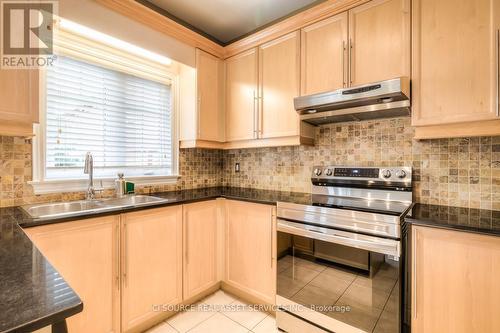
<box><xmin>1</xmin><ymin>117</ymin><xmax>499</xmax><ymax>210</ymax></box>
<box><xmin>0</xmin><ymin>137</ymin><xmax>222</xmax><ymax>207</ymax></box>
<box><xmin>222</xmin><ymin>117</ymin><xmax>500</xmax><ymax>211</ymax></box>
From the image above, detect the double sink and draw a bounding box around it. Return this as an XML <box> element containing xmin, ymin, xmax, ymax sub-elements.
<box><xmin>21</xmin><ymin>195</ymin><xmax>172</xmax><ymax>220</ymax></box>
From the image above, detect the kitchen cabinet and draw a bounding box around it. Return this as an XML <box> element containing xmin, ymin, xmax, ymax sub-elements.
<box><xmin>180</xmin><ymin>48</ymin><xmax>225</xmax><ymax>148</ymax></box>
<box><xmin>224</xmin><ymin>200</ymin><xmax>276</xmax><ymax>304</ymax></box>
<box><xmin>225</xmin><ymin>48</ymin><xmax>259</xmax><ymax>142</ymax></box>
<box><xmin>412</xmin><ymin>0</ymin><xmax>500</xmax><ymax>138</ymax></box>
<box><xmin>300</xmin><ymin>12</ymin><xmax>348</xmax><ymax>95</ymax></box>
<box><xmin>121</xmin><ymin>206</ymin><xmax>183</xmax><ymax>333</ymax></box>
<box><xmin>259</xmin><ymin>31</ymin><xmax>301</xmax><ymax>139</ymax></box>
<box><xmin>183</xmin><ymin>200</ymin><xmax>219</xmax><ymax>300</ymax></box>
<box><xmin>24</xmin><ymin>216</ymin><xmax>120</xmax><ymax>333</ymax></box>
<box><xmin>348</xmin><ymin>0</ymin><xmax>410</xmax><ymax>86</ymax></box>
<box><xmin>224</xmin><ymin>32</ymin><xmax>314</xmax><ymax>149</ymax></box>
<box><xmin>0</xmin><ymin>69</ymin><xmax>39</xmax><ymax>136</ymax></box>
<box><xmin>411</xmin><ymin>226</ymin><xmax>500</xmax><ymax>333</ymax></box>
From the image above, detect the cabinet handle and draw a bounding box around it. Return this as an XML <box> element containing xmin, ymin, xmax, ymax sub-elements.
<box><xmin>197</xmin><ymin>95</ymin><xmax>202</xmax><ymax>138</ymax></box>
<box><xmin>123</xmin><ymin>222</ymin><xmax>128</xmax><ymax>286</ymax></box>
<box><xmin>496</xmin><ymin>29</ymin><xmax>499</xmax><ymax>117</ymax></box>
<box><xmin>253</xmin><ymin>90</ymin><xmax>258</xmax><ymax>138</ymax></box>
<box><xmin>342</xmin><ymin>40</ymin><xmax>346</xmax><ymax>88</ymax></box>
<box><xmin>270</xmin><ymin>214</ymin><xmax>274</xmax><ymax>268</ymax></box>
<box><xmin>185</xmin><ymin>220</ymin><xmax>189</xmax><ymax>265</ymax></box>
<box><xmin>115</xmin><ymin>223</ymin><xmax>120</xmax><ymax>291</ymax></box>
<box><xmin>349</xmin><ymin>38</ymin><xmax>353</xmax><ymax>85</ymax></box>
<box><xmin>413</xmin><ymin>229</ymin><xmax>418</xmax><ymax>320</ymax></box>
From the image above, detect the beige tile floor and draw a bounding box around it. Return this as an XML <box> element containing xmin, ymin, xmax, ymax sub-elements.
<box><xmin>145</xmin><ymin>290</ymin><xmax>278</xmax><ymax>333</ymax></box>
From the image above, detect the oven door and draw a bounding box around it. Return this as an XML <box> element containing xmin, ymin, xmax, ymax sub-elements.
<box><xmin>277</xmin><ymin>219</ymin><xmax>401</xmax><ymax>333</ymax></box>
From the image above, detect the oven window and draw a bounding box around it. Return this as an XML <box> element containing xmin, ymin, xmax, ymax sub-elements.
<box><xmin>277</xmin><ymin>232</ymin><xmax>400</xmax><ymax>333</ymax></box>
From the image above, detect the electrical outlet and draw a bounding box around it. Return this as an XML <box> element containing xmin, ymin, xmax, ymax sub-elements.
<box><xmin>235</xmin><ymin>162</ymin><xmax>240</xmax><ymax>173</ymax></box>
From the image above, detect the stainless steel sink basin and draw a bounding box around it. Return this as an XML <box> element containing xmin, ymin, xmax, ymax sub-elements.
<box><xmin>21</xmin><ymin>195</ymin><xmax>170</xmax><ymax>219</ymax></box>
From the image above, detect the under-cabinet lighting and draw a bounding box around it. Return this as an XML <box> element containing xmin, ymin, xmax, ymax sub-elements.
<box><xmin>58</xmin><ymin>18</ymin><xmax>172</xmax><ymax>66</ymax></box>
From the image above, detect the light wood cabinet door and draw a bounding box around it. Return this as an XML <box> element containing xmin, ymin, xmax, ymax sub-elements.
<box><xmin>196</xmin><ymin>49</ymin><xmax>225</xmax><ymax>142</ymax></box>
<box><xmin>225</xmin><ymin>48</ymin><xmax>259</xmax><ymax>142</ymax></box>
<box><xmin>301</xmin><ymin>12</ymin><xmax>348</xmax><ymax>95</ymax></box>
<box><xmin>348</xmin><ymin>0</ymin><xmax>410</xmax><ymax>86</ymax></box>
<box><xmin>412</xmin><ymin>226</ymin><xmax>500</xmax><ymax>333</ymax></box>
<box><xmin>412</xmin><ymin>0</ymin><xmax>500</xmax><ymax>126</ymax></box>
<box><xmin>24</xmin><ymin>216</ymin><xmax>120</xmax><ymax>333</ymax></box>
<box><xmin>0</xmin><ymin>68</ymin><xmax>39</xmax><ymax>135</ymax></box>
<box><xmin>121</xmin><ymin>206</ymin><xmax>183</xmax><ymax>333</ymax></box>
<box><xmin>183</xmin><ymin>200</ymin><xmax>218</xmax><ymax>300</ymax></box>
<box><xmin>259</xmin><ymin>31</ymin><xmax>300</xmax><ymax>139</ymax></box>
<box><xmin>225</xmin><ymin>200</ymin><xmax>276</xmax><ymax>304</ymax></box>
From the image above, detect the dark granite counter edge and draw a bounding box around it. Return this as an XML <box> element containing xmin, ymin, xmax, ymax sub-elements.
<box><xmin>6</xmin><ymin>302</ymin><xmax>83</xmax><ymax>333</ymax></box>
<box><xmin>405</xmin><ymin>216</ymin><xmax>500</xmax><ymax>237</ymax></box>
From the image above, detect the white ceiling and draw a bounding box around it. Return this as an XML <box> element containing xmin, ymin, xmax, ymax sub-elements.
<box><xmin>144</xmin><ymin>0</ymin><xmax>323</xmax><ymax>44</ymax></box>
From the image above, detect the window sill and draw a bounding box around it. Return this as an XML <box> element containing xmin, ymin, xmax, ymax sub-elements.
<box><xmin>29</xmin><ymin>175</ymin><xmax>180</xmax><ymax>195</ymax></box>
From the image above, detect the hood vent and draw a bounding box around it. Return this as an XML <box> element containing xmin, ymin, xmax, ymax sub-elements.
<box><xmin>294</xmin><ymin>77</ymin><xmax>410</xmax><ymax>125</ymax></box>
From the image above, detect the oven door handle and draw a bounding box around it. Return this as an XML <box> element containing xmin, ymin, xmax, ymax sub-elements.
<box><xmin>277</xmin><ymin>219</ymin><xmax>400</xmax><ymax>257</ymax></box>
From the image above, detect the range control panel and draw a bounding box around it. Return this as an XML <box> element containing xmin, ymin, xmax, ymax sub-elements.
<box><xmin>312</xmin><ymin>166</ymin><xmax>412</xmax><ymax>182</ymax></box>
<box><xmin>333</xmin><ymin>168</ymin><xmax>380</xmax><ymax>178</ymax></box>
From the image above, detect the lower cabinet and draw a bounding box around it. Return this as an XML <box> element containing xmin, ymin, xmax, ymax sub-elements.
<box><xmin>224</xmin><ymin>200</ymin><xmax>276</xmax><ymax>304</ymax></box>
<box><xmin>24</xmin><ymin>199</ymin><xmax>277</xmax><ymax>332</ymax></box>
<box><xmin>412</xmin><ymin>226</ymin><xmax>500</xmax><ymax>333</ymax></box>
<box><xmin>120</xmin><ymin>206</ymin><xmax>183</xmax><ymax>333</ymax></box>
<box><xmin>183</xmin><ymin>200</ymin><xmax>219</xmax><ymax>300</ymax></box>
<box><xmin>24</xmin><ymin>216</ymin><xmax>121</xmax><ymax>333</ymax></box>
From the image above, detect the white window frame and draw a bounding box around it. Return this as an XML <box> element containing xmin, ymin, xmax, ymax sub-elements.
<box><xmin>30</xmin><ymin>27</ymin><xmax>180</xmax><ymax>195</ymax></box>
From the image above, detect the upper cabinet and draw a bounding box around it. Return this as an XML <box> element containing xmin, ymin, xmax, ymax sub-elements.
<box><xmin>301</xmin><ymin>13</ymin><xmax>348</xmax><ymax>95</ymax></box>
<box><xmin>179</xmin><ymin>49</ymin><xmax>225</xmax><ymax>148</ymax></box>
<box><xmin>412</xmin><ymin>0</ymin><xmax>500</xmax><ymax>136</ymax></box>
<box><xmin>0</xmin><ymin>69</ymin><xmax>39</xmax><ymax>136</ymax></box>
<box><xmin>225</xmin><ymin>32</ymin><xmax>315</xmax><ymax>148</ymax></box>
<box><xmin>348</xmin><ymin>0</ymin><xmax>410</xmax><ymax>86</ymax></box>
<box><xmin>300</xmin><ymin>0</ymin><xmax>410</xmax><ymax>94</ymax></box>
<box><xmin>225</xmin><ymin>48</ymin><xmax>259</xmax><ymax>142</ymax></box>
<box><xmin>259</xmin><ymin>31</ymin><xmax>302</xmax><ymax>139</ymax></box>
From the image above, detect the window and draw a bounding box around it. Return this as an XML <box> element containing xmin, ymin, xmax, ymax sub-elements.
<box><xmin>31</xmin><ymin>20</ymin><xmax>178</xmax><ymax>194</ymax></box>
<box><xmin>46</xmin><ymin>56</ymin><xmax>173</xmax><ymax>179</ymax></box>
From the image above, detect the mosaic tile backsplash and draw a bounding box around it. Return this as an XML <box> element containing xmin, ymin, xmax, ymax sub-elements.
<box><xmin>222</xmin><ymin>117</ymin><xmax>500</xmax><ymax>211</ymax></box>
<box><xmin>0</xmin><ymin>139</ymin><xmax>222</xmax><ymax>207</ymax></box>
<box><xmin>0</xmin><ymin>117</ymin><xmax>499</xmax><ymax>210</ymax></box>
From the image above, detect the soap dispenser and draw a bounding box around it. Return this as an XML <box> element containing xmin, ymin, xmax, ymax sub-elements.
<box><xmin>115</xmin><ymin>173</ymin><xmax>126</xmax><ymax>198</ymax></box>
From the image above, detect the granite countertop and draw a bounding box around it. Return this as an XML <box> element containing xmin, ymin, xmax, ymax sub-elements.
<box><xmin>17</xmin><ymin>187</ymin><xmax>313</xmax><ymax>228</ymax></box>
<box><xmin>0</xmin><ymin>187</ymin><xmax>310</xmax><ymax>332</ymax></box>
<box><xmin>405</xmin><ymin>203</ymin><xmax>500</xmax><ymax>237</ymax></box>
<box><xmin>4</xmin><ymin>186</ymin><xmax>500</xmax><ymax>331</ymax></box>
<box><xmin>0</xmin><ymin>208</ymin><xmax>83</xmax><ymax>333</ymax></box>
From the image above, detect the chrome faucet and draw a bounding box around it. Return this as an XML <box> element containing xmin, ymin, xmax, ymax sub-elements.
<box><xmin>84</xmin><ymin>152</ymin><xmax>95</xmax><ymax>200</ymax></box>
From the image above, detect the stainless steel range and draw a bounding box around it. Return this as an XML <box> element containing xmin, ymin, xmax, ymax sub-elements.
<box><xmin>276</xmin><ymin>166</ymin><xmax>412</xmax><ymax>333</ymax></box>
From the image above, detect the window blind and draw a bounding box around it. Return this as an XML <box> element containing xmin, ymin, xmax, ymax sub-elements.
<box><xmin>45</xmin><ymin>55</ymin><xmax>173</xmax><ymax>180</ymax></box>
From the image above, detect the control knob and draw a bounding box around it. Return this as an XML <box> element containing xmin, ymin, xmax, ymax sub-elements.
<box><xmin>313</xmin><ymin>168</ymin><xmax>322</xmax><ymax>177</ymax></box>
<box><xmin>382</xmin><ymin>170</ymin><xmax>392</xmax><ymax>178</ymax></box>
<box><xmin>325</xmin><ymin>168</ymin><xmax>333</xmax><ymax>176</ymax></box>
<box><xmin>396</xmin><ymin>170</ymin><xmax>407</xmax><ymax>179</ymax></box>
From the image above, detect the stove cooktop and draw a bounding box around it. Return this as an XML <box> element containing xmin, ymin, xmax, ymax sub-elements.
<box><xmin>311</xmin><ymin>194</ymin><xmax>412</xmax><ymax>216</ymax></box>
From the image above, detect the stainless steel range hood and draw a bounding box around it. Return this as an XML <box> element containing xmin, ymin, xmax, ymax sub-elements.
<box><xmin>294</xmin><ymin>77</ymin><xmax>410</xmax><ymax>125</ymax></box>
